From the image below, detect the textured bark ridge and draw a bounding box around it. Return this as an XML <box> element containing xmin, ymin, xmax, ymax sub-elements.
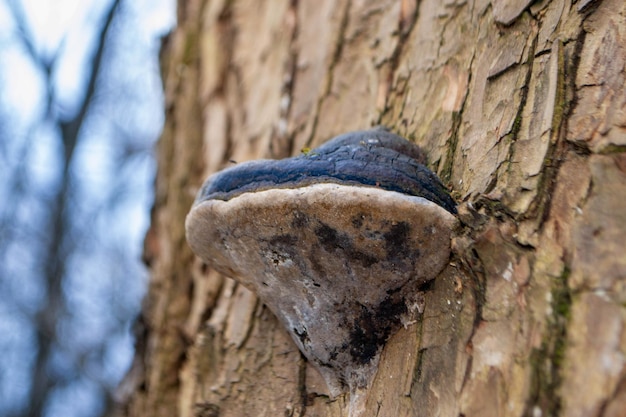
<box><xmin>186</xmin><ymin>131</ymin><xmax>456</xmax><ymax>405</ymax></box>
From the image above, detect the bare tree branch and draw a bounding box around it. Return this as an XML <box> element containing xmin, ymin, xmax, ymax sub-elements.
<box><xmin>22</xmin><ymin>1</ymin><xmax>123</xmax><ymax>416</ymax></box>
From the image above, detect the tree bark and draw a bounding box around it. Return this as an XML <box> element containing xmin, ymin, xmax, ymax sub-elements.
<box><xmin>119</xmin><ymin>0</ymin><xmax>626</xmax><ymax>416</ymax></box>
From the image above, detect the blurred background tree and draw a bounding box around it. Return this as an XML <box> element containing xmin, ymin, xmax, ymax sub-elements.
<box><xmin>0</xmin><ymin>1</ymin><xmax>174</xmax><ymax>416</ymax></box>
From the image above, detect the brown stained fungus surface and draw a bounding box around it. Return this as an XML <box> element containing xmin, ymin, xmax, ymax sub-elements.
<box><xmin>185</xmin><ymin>129</ymin><xmax>457</xmax><ymax>397</ymax></box>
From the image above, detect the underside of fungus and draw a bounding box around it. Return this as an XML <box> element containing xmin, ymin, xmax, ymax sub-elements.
<box><xmin>185</xmin><ymin>129</ymin><xmax>457</xmax><ymax>404</ymax></box>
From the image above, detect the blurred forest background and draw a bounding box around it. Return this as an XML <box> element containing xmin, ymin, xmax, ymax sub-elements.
<box><xmin>0</xmin><ymin>1</ymin><xmax>174</xmax><ymax>416</ymax></box>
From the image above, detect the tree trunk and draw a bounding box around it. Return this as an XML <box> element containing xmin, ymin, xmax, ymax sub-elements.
<box><xmin>118</xmin><ymin>0</ymin><xmax>626</xmax><ymax>416</ymax></box>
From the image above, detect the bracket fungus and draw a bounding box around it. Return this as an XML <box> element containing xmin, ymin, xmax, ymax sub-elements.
<box><xmin>185</xmin><ymin>129</ymin><xmax>457</xmax><ymax>404</ymax></box>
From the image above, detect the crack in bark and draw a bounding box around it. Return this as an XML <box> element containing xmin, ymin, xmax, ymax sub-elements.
<box><xmin>456</xmin><ymin>247</ymin><xmax>487</xmax><ymax>395</ymax></box>
<box><xmin>519</xmin><ymin>27</ymin><xmax>591</xmax><ymax>417</ymax></box>
<box><xmin>376</xmin><ymin>0</ymin><xmax>420</xmax><ymax>122</ymax></box>
<box><xmin>295</xmin><ymin>354</ymin><xmax>308</xmax><ymax>417</ymax></box>
<box><xmin>524</xmin><ymin>266</ymin><xmax>572</xmax><ymax>417</ymax></box>
<box><xmin>503</xmin><ymin>32</ymin><xmax>538</xmax><ymax>155</ymax></box>
<box><xmin>306</xmin><ymin>0</ymin><xmax>352</xmax><ymax>149</ymax></box>
<box><xmin>440</xmin><ymin>47</ymin><xmax>474</xmax><ymax>184</ymax></box>
<box><xmin>272</xmin><ymin>0</ymin><xmax>300</xmax><ymax>159</ymax></box>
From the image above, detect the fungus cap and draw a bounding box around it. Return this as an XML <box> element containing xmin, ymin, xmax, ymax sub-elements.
<box><xmin>185</xmin><ymin>129</ymin><xmax>457</xmax><ymax>396</ymax></box>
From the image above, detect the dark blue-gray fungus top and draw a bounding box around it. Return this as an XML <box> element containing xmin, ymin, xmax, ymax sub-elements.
<box><xmin>196</xmin><ymin>129</ymin><xmax>457</xmax><ymax>214</ymax></box>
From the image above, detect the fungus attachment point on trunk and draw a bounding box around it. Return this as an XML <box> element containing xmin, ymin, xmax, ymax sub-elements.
<box><xmin>185</xmin><ymin>129</ymin><xmax>457</xmax><ymax>404</ymax></box>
